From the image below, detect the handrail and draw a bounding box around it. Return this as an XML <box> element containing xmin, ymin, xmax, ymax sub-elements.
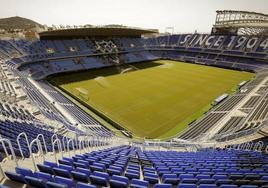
<box><xmin>254</xmin><ymin>141</ymin><xmax>264</xmax><ymax>152</ymax></box>
<box><xmin>0</xmin><ymin>138</ymin><xmax>18</xmax><ymax>180</ymax></box>
<box><xmin>36</xmin><ymin>134</ymin><xmax>48</xmax><ymax>154</ymax></box>
<box><xmin>51</xmin><ymin>134</ymin><xmax>58</xmax><ymax>146</ymax></box>
<box><xmin>29</xmin><ymin>138</ymin><xmax>43</xmax><ymax>171</ymax></box>
<box><xmin>52</xmin><ymin>139</ymin><xmax>63</xmax><ymax>163</ymax></box>
<box><xmin>67</xmin><ymin>139</ymin><xmax>75</xmax><ymax>157</ymax></box>
<box><xmin>265</xmin><ymin>145</ymin><xmax>268</xmax><ymax>153</ymax></box>
<box><xmin>62</xmin><ymin>136</ymin><xmax>69</xmax><ymax>153</ymax></box>
<box><xmin>84</xmin><ymin>136</ymin><xmax>90</xmax><ymax>151</ymax></box>
<box><xmin>16</xmin><ymin>132</ymin><xmax>30</xmax><ymax>159</ymax></box>
<box><xmin>79</xmin><ymin>140</ymin><xmax>84</xmax><ymax>154</ymax></box>
<box><xmin>0</xmin><ymin>138</ymin><xmax>18</xmax><ymax>166</ymax></box>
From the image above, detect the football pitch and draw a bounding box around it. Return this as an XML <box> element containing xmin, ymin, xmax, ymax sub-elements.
<box><xmin>50</xmin><ymin>60</ymin><xmax>254</xmax><ymax>139</ymax></box>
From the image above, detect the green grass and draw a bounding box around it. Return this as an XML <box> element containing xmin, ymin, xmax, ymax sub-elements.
<box><xmin>50</xmin><ymin>60</ymin><xmax>254</xmax><ymax>139</ymax></box>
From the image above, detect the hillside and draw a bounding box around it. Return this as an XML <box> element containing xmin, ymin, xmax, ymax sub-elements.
<box><xmin>0</xmin><ymin>16</ymin><xmax>44</xmax><ymax>30</ymax></box>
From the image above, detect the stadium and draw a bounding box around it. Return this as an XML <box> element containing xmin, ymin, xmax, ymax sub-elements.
<box><xmin>0</xmin><ymin>1</ymin><xmax>268</xmax><ymax>187</ymax></box>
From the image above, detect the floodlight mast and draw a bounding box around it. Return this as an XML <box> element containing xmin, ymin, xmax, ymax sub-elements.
<box><xmin>165</xmin><ymin>27</ymin><xmax>174</xmax><ymax>46</ymax></box>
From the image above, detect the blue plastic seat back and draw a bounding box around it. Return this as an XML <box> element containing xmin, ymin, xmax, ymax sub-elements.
<box><xmin>5</xmin><ymin>171</ymin><xmax>26</xmax><ymax>183</ymax></box>
<box><xmin>37</xmin><ymin>164</ymin><xmax>54</xmax><ymax>175</ymax></box>
<box><xmin>34</xmin><ymin>171</ymin><xmax>53</xmax><ymax>182</ymax></box>
<box><xmin>46</xmin><ymin>181</ymin><xmax>68</xmax><ymax>188</ymax></box>
<box><xmin>154</xmin><ymin>184</ymin><xmax>172</xmax><ymax>188</ymax></box>
<box><xmin>58</xmin><ymin>164</ymin><xmax>73</xmax><ymax>172</ymax></box>
<box><xmin>199</xmin><ymin>184</ymin><xmax>217</xmax><ymax>188</ymax></box>
<box><xmin>131</xmin><ymin>178</ymin><xmax>149</xmax><ymax>187</ymax></box>
<box><xmin>112</xmin><ymin>175</ymin><xmax>129</xmax><ymax>184</ymax></box>
<box><xmin>178</xmin><ymin>184</ymin><xmax>198</xmax><ymax>188</ymax></box>
<box><xmin>44</xmin><ymin>161</ymin><xmax>58</xmax><ymax>168</ymax></box>
<box><xmin>220</xmin><ymin>185</ymin><xmax>238</xmax><ymax>188</ymax></box>
<box><xmin>71</xmin><ymin>171</ymin><xmax>89</xmax><ymax>183</ymax></box>
<box><xmin>53</xmin><ymin>167</ymin><xmax>72</xmax><ymax>178</ymax></box>
<box><xmin>179</xmin><ymin>174</ymin><xmax>194</xmax><ymax>180</ymax></box>
<box><xmin>25</xmin><ymin>176</ymin><xmax>46</xmax><ymax>188</ymax></box>
<box><xmin>76</xmin><ymin>167</ymin><xmax>91</xmax><ymax>176</ymax></box>
<box><xmin>55</xmin><ymin>176</ymin><xmax>75</xmax><ymax>188</ymax></box>
<box><xmin>77</xmin><ymin>182</ymin><xmax>97</xmax><ymax>188</ymax></box>
<box><xmin>15</xmin><ymin>167</ymin><xmax>33</xmax><ymax>177</ymax></box>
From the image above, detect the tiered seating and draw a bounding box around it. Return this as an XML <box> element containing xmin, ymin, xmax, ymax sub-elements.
<box><xmin>0</xmin><ymin>119</ymin><xmax>59</xmax><ymax>157</ymax></box>
<box><xmin>242</xmin><ymin>96</ymin><xmax>261</xmax><ymax>109</ymax></box>
<box><xmin>179</xmin><ymin>113</ymin><xmax>227</xmax><ymax>140</ymax></box>
<box><xmin>37</xmin><ymin>81</ymin><xmax>113</xmax><ymax>137</ymax></box>
<box><xmin>4</xmin><ymin>145</ymin><xmax>268</xmax><ymax>188</ymax></box>
<box><xmin>217</xmin><ymin>117</ymin><xmax>245</xmax><ymax>135</ymax></box>
<box><xmin>214</xmin><ymin>95</ymin><xmax>246</xmax><ymax>112</ymax></box>
<box><xmin>0</xmin><ymin>102</ymin><xmax>34</xmax><ymax>121</ymax></box>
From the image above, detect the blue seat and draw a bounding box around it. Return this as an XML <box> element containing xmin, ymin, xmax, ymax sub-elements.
<box><xmin>89</xmin><ymin>171</ymin><xmax>109</xmax><ymax>187</ymax></box>
<box><xmin>77</xmin><ymin>182</ymin><xmax>97</xmax><ymax>188</ymax></box>
<box><xmin>196</xmin><ymin>175</ymin><xmax>210</xmax><ymax>180</ymax></box>
<box><xmin>181</xmin><ymin>178</ymin><xmax>198</xmax><ymax>184</ymax></box>
<box><xmin>199</xmin><ymin>179</ymin><xmax>215</xmax><ymax>184</ymax></box>
<box><xmin>216</xmin><ymin>179</ymin><xmax>233</xmax><ymax>186</ymax></box>
<box><xmin>110</xmin><ymin>179</ymin><xmax>128</xmax><ymax>188</ymax></box>
<box><xmin>15</xmin><ymin>167</ymin><xmax>33</xmax><ymax>177</ymax></box>
<box><xmin>46</xmin><ymin>181</ymin><xmax>68</xmax><ymax>188</ymax></box>
<box><xmin>199</xmin><ymin>184</ymin><xmax>217</xmax><ymax>188</ymax></box>
<box><xmin>107</xmin><ymin>168</ymin><xmax>122</xmax><ymax>175</ymax></box>
<box><xmin>71</xmin><ymin>171</ymin><xmax>89</xmax><ymax>182</ymax></box>
<box><xmin>179</xmin><ymin>174</ymin><xmax>194</xmax><ymax>180</ymax></box>
<box><xmin>131</xmin><ymin>179</ymin><xmax>149</xmax><ymax>188</ymax></box>
<box><xmin>240</xmin><ymin>186</ymin><xmax>258</xmax><ymax>188</ymax></box>
<box><xmin>58</xmin><ymin>159</ymin><xmax>72</xmax><ymax>166</ymax></box>
<box><xmin>212</xmin><ymin>174</ymin><xmax>228</xmax><ymax>180</ymax></box>
<box><xmin>90</xmin><ymin>165</ymin><xmax>105</xmax><ymax>172</ymax></box>
<box><xmin>58</xmin><ymin>164</ymin><xmax>73</xmax><ymax>172</ymax></box>
<box><xmin>163</xmin><ymin>177</ymin><xmax>179</xmax><ymax>185</ymax></box>
<box><xmin>144</xmin><ymin>174</ymin><xmax>159</xmax><ymax>184</ymax></box>
<box><xmin>76</xmin><ymin>167</ymin><xmax>91</xmax><ymax>176</ymax></box>
<box><xmin>74</xmin><ymin>162</ymin><xmax>88</xmax><ymax>169</ymax></box>
<box><xmin>154</xmin><ymin>184</ymin><xmax>172</xmax><ymax>188</ymax></box>
<box><xmin>111</xmin><ymin>175</ymin><xmax>129</xmax><ymax>184</ymax></box>
<box><xmin>37</xmin><ymin>164</ymin><xmax>54</xmax><ymax>175</ymax></box>
<box><xmin>53</xmin><ymin>167</ymin><xmax>72</xmax><ymax>178</ymax></box>
<box><xmin>54</xmin><ymin>176</ymin><xmax>75</xmax><ymax>188</ymax></box>
<box><xmin>44</xmin><ymin>161</ymin><xmax>58</xmax><ymax>168</ymax></box>
<box><xmin>125</xmin><ymin>171</ymin><xmax>140</xmax><ymax>180</ymax></box>
<box><xmin>162</xmin><ymin>174</ymin><xmax>177</xmax><ymax>180</ymax></box>
<box><xmin>220</xmin><ymin>185</ymin><xmax>238</xmax><ymax>188</ymax></box>
<box><xmin>262</xmin><ymin>175</ymin><xmax>268</xmax><ymax>180</ymax></box>
<box><xmin>5</xmin><ymin>171</ymin><xmax>26</xmax><ymax>183</ymax></box>
<box><xmin>34</xmin><ymin>172</ymin><xmax>53</xmax><ymax>182</ymax></box>
<box><xmin>178</xmin><ymin>184</ymin><xmax>198</xmax><ymax>188</ymax></box>
<box><xmin>25</xmin><ymin>176</ymin><xmax>46</xmax><ymax>188</ymax></box>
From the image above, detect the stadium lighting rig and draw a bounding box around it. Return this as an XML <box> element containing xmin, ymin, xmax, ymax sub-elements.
<box><xmin>212</xmin><ymin>10</ymin><xmax>268</xmax><ymax>35</ymax></box>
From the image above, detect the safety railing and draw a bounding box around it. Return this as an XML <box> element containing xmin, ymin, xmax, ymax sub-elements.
<box><xmin>36</xmin><ymin>134</ymin><xmax>48</xmax><ymax>154</ymax></box>
<box><xmin>253</xmin><ymin>141</ymin><xmax>264</xmax><ymax>151</ymax></box>
<box><xmin>51</xmin><ymin>134</ymin><xmax>59</xmax><ymax>146</ymax></box>
<box><xmin>16</xmin><ymin>132</ymin><xmax>30</xmax><ymax>159</ymax></box>
<box><xmin>52</xmin><ymin>138</ymin><xmax>63</xmax><ymax>163</ymax></box>
<box><xmin>62</xmin><ymin>136</ymin><xmax>69</xmax><ymax>153</ymax></box>
<box><xmin>0</xmin><ymin>138</ymin><xmax>18</xmax><ymax>179</ymax></box>
<box><xmin>29</xmin><ymin>138</ymin><xmax>44</xmax><ymax>171</ymax></box>
<box><xmin>67</xmin><ymin>139</ymin><xmax>75</xmax><ymax>157</ymax></box>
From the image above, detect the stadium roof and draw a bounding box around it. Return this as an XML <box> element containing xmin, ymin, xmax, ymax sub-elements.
<box><xmin>39</xmin><ymin>27</ymin><xmax>158</xmax><ymax>39</ymax></box>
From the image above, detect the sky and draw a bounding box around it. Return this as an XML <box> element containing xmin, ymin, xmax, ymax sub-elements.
<box><xmin>0</xmin><ymin>0</ymin><xmax>267</xmax><ymax>33</ymax></box>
